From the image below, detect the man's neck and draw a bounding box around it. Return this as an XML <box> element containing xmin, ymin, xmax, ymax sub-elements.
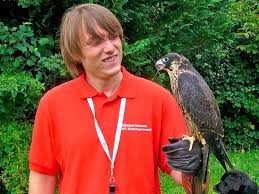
<box><xmin>86</xmin><ymin>71</ymin><xmax>123</xmax><ymax>98</ymax></box>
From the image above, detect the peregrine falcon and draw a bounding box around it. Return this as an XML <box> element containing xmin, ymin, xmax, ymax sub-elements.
<box><xmin>156</xmin><ymin>52</ymin><xmax>234</xmax><ymax>193</ymax></box>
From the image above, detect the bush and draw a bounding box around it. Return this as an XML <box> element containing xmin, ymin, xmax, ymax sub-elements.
<box><xmin>0</xmin><ymin>121</ymin><xmax>32</xmax><ymax>194</ymax></box>
<box><xmin>0</xmin><ymin>22</ymin><xmax>68</xmax><ymax>87</ymax></box>
<box><xmin>0</xmin><ymin>22</ymin><xmax>68</xmax><ymax>121</ymax></box>
<box><xmin>218</xmin><ymin>0</ymin><xmax>259</xmax><ymax>150</ymax></box>
<box><xmin>0</xmin><ymin>72</ymin><xmax>43</xmax><ymax>121</ymax></box>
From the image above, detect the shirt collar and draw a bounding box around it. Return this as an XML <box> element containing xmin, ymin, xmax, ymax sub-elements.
<box><xmin>78</xmin><ymin>66</ymin><xmax>137</xmax><ymax>99</ymax></box>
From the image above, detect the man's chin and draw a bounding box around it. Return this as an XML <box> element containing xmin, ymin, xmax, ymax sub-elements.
<box><xmin>101</xmin><ymin>65</ymin><xmax>121</xmax><ymax>78</ymax></box>
<box><xmin>109</xmin><ymin>64</ymin><xmax>121</xmax><ymax>74</ymax></box>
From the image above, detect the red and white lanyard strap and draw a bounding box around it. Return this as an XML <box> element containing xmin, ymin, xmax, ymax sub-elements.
<box><xmin>87</xmin><ymin>97</ymin><xmax>126</xmax><ymax>194</ymax></box>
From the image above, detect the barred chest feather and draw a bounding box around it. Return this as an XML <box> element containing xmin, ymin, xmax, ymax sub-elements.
<box><xmin>168</xmin><ymin>70</ymin><xmax>202</xmax><ymax>140</ymax></box>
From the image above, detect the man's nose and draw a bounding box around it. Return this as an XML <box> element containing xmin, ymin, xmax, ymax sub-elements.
<box><xmin>103</xmin><ymin>40</ymin><xmax>115</xmax><ymax>53</ymax></box>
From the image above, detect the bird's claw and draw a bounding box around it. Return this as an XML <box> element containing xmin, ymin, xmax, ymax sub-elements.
<box><xmin>182</xmin><ymin>135</ymin><xmax>196</xmax><ymax>151</ymax></box>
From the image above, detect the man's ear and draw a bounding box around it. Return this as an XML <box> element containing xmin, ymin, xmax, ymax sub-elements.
<box><xmin>73</xmin><ymin>53</ymin><xmax>82</xmax><ymax>63</ymax></box>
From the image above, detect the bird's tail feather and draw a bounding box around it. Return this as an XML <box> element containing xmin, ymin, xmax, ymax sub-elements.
<box><xmin>214</xmin><ymin>139</ymin><xmax>234</xmax><ymax>172</ymax></box>
<box><xmin>201</xmin><ymin>144</ymin><xmax>210</xmax><ymax>183</ymax></box>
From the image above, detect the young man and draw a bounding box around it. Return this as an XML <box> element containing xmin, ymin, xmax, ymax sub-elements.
<box><xmin>29</xmin><ymin>3</ymin><xmax>199</xmax><ymax>194</ymax></box>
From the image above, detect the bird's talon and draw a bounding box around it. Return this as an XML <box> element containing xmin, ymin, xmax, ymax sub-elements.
<box><xmin>182</xmin><ymin>135</ymin><xmax>195</xmax><ymax>151</ymax></box>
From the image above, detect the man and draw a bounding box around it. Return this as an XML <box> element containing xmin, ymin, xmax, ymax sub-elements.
<box><xmin>29</xmin><ymin>3</ymin><xmax>200</xmax><ymax>194</ymax></box>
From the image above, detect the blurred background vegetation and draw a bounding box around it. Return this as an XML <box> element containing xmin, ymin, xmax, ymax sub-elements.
<box><xmin>0</xmin><ymin>0</ymin><xmax>258</xmax><ymax>193</ymax></box>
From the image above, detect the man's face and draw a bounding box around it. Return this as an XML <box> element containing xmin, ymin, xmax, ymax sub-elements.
<box><xmin>79</xmin><ymin>25</ymin><xmax>123</xmax><ymax>80</ymax></box>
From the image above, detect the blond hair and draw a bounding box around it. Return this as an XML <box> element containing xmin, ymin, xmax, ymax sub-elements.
<box><xmin>60</xmin><ymin>4</ymin><xmax>123</xmax><ymax>77</ymax></box>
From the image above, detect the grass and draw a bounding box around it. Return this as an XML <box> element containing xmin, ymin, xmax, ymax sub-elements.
<box><xmin>160</xmin><ymin>149</ymin><xmax>259</xmax><ymax>194</ymax></box>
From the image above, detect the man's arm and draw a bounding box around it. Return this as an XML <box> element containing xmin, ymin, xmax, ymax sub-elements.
<box><xmin>170</xmin><ymin>169</ymin><xmax>183</xmax><ymax>186</ymax></box>
<box><xmin>29</xmin><ymin>170</ymin><xmax>56</xmax><ymax>194</ymax></box>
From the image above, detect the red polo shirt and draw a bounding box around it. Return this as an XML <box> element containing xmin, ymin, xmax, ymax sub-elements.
<box><xmin>29</xmin><ymin>66</ymin><xmax>188</xmax><ymax>194</ymax></box>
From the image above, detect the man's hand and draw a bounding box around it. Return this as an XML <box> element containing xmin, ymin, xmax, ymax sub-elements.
<box><xmin>162</xmin><ymin>138</ymin><xmax>202</xmax><ymax>173</ymax></box>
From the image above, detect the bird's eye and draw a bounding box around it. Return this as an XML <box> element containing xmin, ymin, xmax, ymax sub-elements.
<box><xmin>162</xmin><ymin>57</ymin><xmax>169</xmax><ymax>62</ymax></box>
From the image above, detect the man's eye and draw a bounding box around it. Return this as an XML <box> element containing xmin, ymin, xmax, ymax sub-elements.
<box><xmin>109</xmin><ymin>35</ymin><xmax>118</xmax><ymax>40</ymax></box>
<box><xmin>93</xmin><ymin>40</ymin><xmax>101</xmax><ymax>45</ymax></box>
<box><xmin>89</xmin><ymin>39</ymin><xmax>102</xmax><ymax>46</ymax></box>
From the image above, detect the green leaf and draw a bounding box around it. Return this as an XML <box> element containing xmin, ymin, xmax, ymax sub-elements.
<box><xmin>36</xmin><ymin>72</ymin><xmax>42</xmax><ymax>81</ymax></box>
<box><xmin>26</xmin><ymin>60</ymin><xmax>35</xmax><ymax>66</ymax></box>
<box><xmin>16</xmin><ymin>44</ymin><xmax>27</xmax><ymax>53</ymax></box>
<box><xmin>13</xmin><ymin>57</ymin><xmax>23</xmax><ymax>68</ymax></box>
<box><xmin>249</xmin><ymin>124</ymin><xmax>255</xmax><ymax>130</ymax></box>
<box><xmin>39</xmin><ymin>38</ymin><xmax>53</xmax><ymax>46</ymax></box>
<box><xmin>4</xmin><ymin>146</ymin><xmax>11</xmax><ymax>154</ymax></box>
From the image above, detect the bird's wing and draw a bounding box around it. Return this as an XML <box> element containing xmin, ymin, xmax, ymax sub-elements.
<box><xmin>177</xmin><ymin>71</ymin><xmax>224</xmax><ymax>137</ymax></box>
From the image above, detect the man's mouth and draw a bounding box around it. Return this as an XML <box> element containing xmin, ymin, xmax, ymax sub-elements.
<box><xmin>102</xmin><ymin>55</ymin><xmax>118</xmax><ymax>62</ymax></box>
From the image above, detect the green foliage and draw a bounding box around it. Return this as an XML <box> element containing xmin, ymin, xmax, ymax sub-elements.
<box><xmin>216</xmin><ymin>0</ymin><xmax>259</xmax><ymax>150</ymax></box>
<box><xmin>0</xmin><ymin>19</ymin><xmax>67</xmax><ymax>193</ymax></box>
<box><xmin>0</xmin><ymin>22</ymin><xmax>66</xmax><ymax>78</ymax></box>
<box><xmin>0</xmin><ymin>121</ymin><xmax>32</xmax><ymax>194</ymax></box>
<box><xmin>123</xmin><ymin>38</ymin><xmax>153</xmax><ymax>76</ymax></box>
<box><xmin>215</xmin><ymin>57</ymin><xmax>259</xmax><ymax>150</ymax></box>
<box><xmin>17</xmin><ymin>0</ymin><xmax>43</xmax><ymax>8</ymax></box>
<box><xmin>230</xmin><ymin>0</ymin><xmax>259</xmax><ymax>55</ymax></box>
<box><xmin>0</xmin><ymin>72</ymin><xmax>43</xmax><ymax>121</ymax></box>
<box><xmin>0</xmin><ymin>22</ymin><xmax>68</xmax><ymax>121</ymax></box>
<box><xmin>0</xmin><ymin>22</ymin><xmax>39</xmax><ymax>73</ymax></box>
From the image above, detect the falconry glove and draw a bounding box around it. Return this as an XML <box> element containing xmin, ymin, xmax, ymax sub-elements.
<box><xmin>162</xmin><ymin>138</ymin><xmax>202</xmax><ymax>173</ymax></box>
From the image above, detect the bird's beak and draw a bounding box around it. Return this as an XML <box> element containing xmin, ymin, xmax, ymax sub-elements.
<box><xmin>155</xmin><ymin>59</ymin><xmax>166</xmax><ymax>71</ymax></box>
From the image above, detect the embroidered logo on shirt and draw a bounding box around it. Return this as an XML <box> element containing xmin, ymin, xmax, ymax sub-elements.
<box><xmin>122</xmin><ymin>124</ymin><xmax>152</xmax><ymax>132</ymax></box>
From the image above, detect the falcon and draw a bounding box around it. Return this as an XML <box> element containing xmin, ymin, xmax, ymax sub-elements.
<box><xmin>155</xmin><ymin>53</ymin><xmax>234</xmax><ymax>193</ymax></box>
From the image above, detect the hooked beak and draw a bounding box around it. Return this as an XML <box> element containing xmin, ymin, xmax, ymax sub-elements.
<box><xmin>155</xmin><ymin>59</ymin><xmax>166</xmax><ymax>71</ymax></box>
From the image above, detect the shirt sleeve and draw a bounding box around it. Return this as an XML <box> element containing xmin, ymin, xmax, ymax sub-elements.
<box><xmin>159</xmin><ymin>91</ymin><xmax>189</xmax><ymax>175</ymax></box>
<box><xmin>29</xmin><ymin>94</ymin><xmax>59</xmax><ymax>175</ymax></box>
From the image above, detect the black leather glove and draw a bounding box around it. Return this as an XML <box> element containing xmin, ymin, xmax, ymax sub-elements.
<box><xmin>162</xmin><ymin>138</ymin><xmax>202</xmax><ymax>173</ymax></box>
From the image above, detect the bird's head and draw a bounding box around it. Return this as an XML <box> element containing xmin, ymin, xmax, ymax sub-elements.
<box><xmin>155</xmin><ymin>52</ymin><xmax>191</xmax><ymax>73</ymax></box>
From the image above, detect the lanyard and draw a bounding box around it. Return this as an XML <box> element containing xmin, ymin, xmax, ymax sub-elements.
<box><xmin>87</xmin><ymin>97</ymin><xmax>126</xmax><ymax>193</ymax></box>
